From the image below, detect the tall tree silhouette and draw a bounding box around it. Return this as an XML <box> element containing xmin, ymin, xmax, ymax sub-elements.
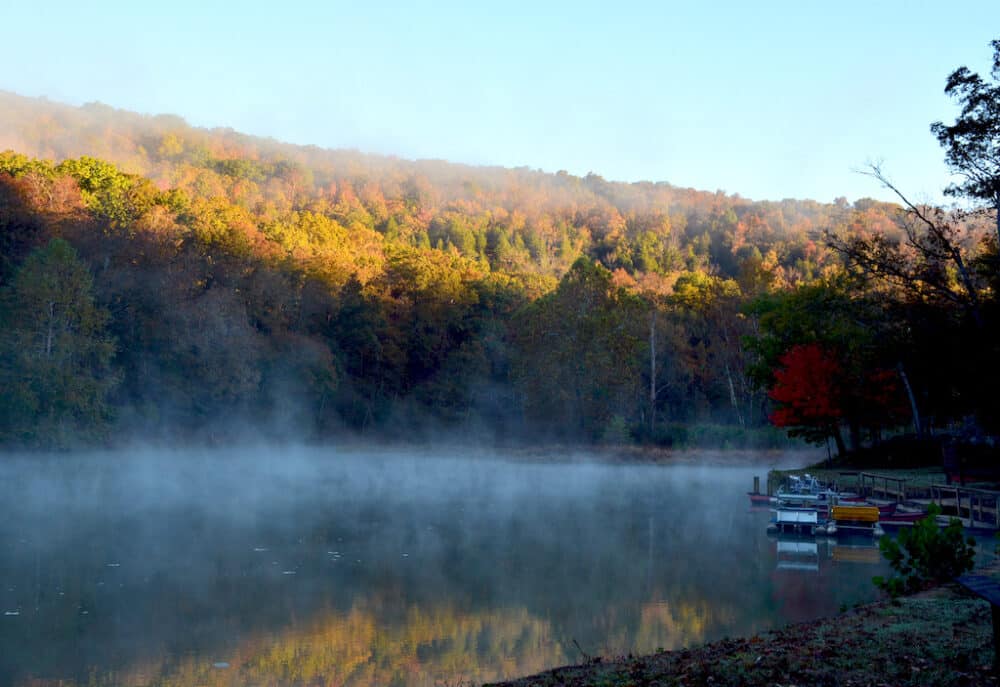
<box><xmin>932</xmin><ymin>38</ymin><xmax>1000</xmax><ymax>245</ymax></box>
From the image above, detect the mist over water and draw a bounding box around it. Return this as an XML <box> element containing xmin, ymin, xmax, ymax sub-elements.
<box><xmin>0</xmin><ymin>447</ymin><xmax>888</xmax><ymax>686</ymax></box>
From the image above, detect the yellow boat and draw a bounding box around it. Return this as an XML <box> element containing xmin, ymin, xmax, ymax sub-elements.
<box><xmin>830</xmin><ymin>504</ymin><xmax>880</xmax><ymax>523</ymax></box>
<box><xmin>822</xmin><ymin>503</ymin><xmax>883</xmax><ymax>537</ymax></box>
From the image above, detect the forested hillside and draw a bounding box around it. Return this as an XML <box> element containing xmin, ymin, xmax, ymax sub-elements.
<box><xmin>0</xmin><ymin>89</ymin><xmax>996</xmax><ymax>450</ymax></box>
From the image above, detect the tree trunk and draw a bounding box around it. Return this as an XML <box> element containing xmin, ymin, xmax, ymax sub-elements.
<box><xmin>994</xmin><ymin>197</ymin><xmax>1000</xmax><ymax>249</ymax></box>
<box><xmin>832</xmin><ymin>425</ymin><xmax>847</xmax><ymax>457</ymax></box>
<box><xmin>45</xmin><ymin>300</ymin><xmax>55</xmax><ymax>359</ymax></box>
<box><xmin>649</xmin><ymin>311</ymin><xmax>656</xmax><ymax>434</ymax></box>
<box><xmin>897</xmin><ymin>361</ymin><xmax>922</xmax><ymax>436</ymax></box>
<box><xmin>849</xmin><ymin>419</ymin><xmax>862</xmax><ymax>453</ymax></box>
<box><xmin>723</xmin><ymin>359</ymin><xmax>744</xmax><ymax>427</ymax></box>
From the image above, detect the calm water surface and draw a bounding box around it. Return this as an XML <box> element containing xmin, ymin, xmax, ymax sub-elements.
<box><xmin>0</xmin><ymin>448</ymin><xmax>892</xmax><ymax>686</ymax></box>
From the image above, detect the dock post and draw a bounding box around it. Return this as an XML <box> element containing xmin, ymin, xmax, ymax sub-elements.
<box><xmin>993</xmin><ymin>605</ymin><xmax>1000</xmax><ymax>675</ymax></box>
<box><xmin>753</xmin><ymin>475</ymin><xmax>760</xmax><ymax>494</ymax></box>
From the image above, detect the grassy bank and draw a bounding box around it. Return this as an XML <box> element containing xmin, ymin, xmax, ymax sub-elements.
<box><xmin>488</xmin><ymin>583</ymin><xmax>995</xmax><ymax>687</ymax></box>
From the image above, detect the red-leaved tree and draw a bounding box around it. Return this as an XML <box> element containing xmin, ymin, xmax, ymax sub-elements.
<box><xmin>768</xmin><ymin>343</ymin><xmax>848</xmax><ymax>454</ymax></box>
<box><xmin>769</xmin><ymin>343</ymin><xmax>910</xmax><ymax>455</ymax></box>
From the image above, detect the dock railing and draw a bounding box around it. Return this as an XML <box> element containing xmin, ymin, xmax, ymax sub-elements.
<box><xmin>858</xmin><ymin>472</ymin><xmax>908</xmax><ymax>501</ymax></box>
<box><xmin>928</xmin><ymin>484</ymin><xmax>1000</xmax><ymax>529</ymax></box>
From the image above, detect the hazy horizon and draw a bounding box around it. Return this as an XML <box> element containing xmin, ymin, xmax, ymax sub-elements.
<box><xmin>5</xmin><ymin>1</ymin><xmax>1000</xmax><ymax>204</ymax></box>
<box><xmin>0</xmin><ymin>88</ymin><xmax>895</xmax><ymax>207</ymax></box>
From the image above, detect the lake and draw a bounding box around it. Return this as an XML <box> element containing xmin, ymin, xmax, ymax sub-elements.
<box><xmin>0</xmin><ymin>447</ymin><xmax>892</xmax><ymax>686</ymax></box>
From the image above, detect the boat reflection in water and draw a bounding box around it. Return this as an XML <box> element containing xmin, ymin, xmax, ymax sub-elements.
<box><xmin>765</xmin><ymin>531</ymin><xmax>887</xmax><ymax>625</ymax></box>
<box><xmin>772</xmin><ymin>535</ymin><xmax>882</xmax><ymax>573</ymax></box>
<box><xmin>775</xmin><ymin>539</ymin><xmax>821</xmax><ymax>572</ymax></box>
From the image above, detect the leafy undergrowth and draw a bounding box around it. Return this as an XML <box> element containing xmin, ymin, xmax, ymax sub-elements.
<box><xmin>488</xmin><ymin>586</ymin><xmax>996</xmax><ymax>687</ymax></box>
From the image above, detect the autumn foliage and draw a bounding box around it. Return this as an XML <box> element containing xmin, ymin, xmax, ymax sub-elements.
<box><xmin>767</xmin><ymin>342</ymin><xmax>910</xmax><ymax>452</ymax></box>
<box><xmin>768</xmin><ymin>344</ymin><xmax>843</xmax><ymax>430</ymax></box>
<box><xmin>0</xmin><ymin>89</ymin><xmax>993</xmax><ymax>448</ymax></box>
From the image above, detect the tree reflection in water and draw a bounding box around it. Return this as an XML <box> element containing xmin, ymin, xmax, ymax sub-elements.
<box><xmin>0</xmin><ymin>448</ymin><xmax>885</xmax><ymax>686</ymax></box>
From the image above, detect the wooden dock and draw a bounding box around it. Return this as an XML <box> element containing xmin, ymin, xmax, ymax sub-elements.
<box><xmin>858</xmin><ymin>472</ymin><xmax>909</xmax><ymax>501</ymax></box>
<box><xmin>925</xmin><ymin>484</ymin><xmax>1000</xmax><ymax>530</ymax></box>
<box><xmin>855</xmin><ymin>473</ymin><xmax>1000</xmax><ymax>530</ymax></box>
<box><xmin>765</xmin><ymin>469</ymin><xmax>1000</xmax><ymax>530</ymax></box>
<box><xmin>955</xmin><ymin>574</ymin><xmax>1000</xmax><ymax>672</ymax></box>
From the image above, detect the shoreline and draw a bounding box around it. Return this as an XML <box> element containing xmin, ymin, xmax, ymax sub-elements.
<box><xmin>0</xmin><ymin>442</ymin><xmax>824</xmax><ymax>468</ymax></box>
<box><xmin>487</xmin><ymin>582</ymin><xmax>995</xmax><ymax>687</ymax></box>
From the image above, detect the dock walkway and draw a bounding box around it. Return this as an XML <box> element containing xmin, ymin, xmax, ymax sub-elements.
<box><xmin>956</xmin><ymin>574</ymin><xmax>1000</xmax><ymax>672</ymax></box>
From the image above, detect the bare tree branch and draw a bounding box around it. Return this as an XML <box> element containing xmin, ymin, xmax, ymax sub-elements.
<box><xmin>827</xmin><ymin>164</ymin><xmax>984</xmax><ymax>326</ymax></box>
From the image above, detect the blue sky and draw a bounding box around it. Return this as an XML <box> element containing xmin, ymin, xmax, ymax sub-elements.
<box><xmin>3</xmin><ymin>1</ymin><xmax>999</xmax><ymax>203</ymax></box>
